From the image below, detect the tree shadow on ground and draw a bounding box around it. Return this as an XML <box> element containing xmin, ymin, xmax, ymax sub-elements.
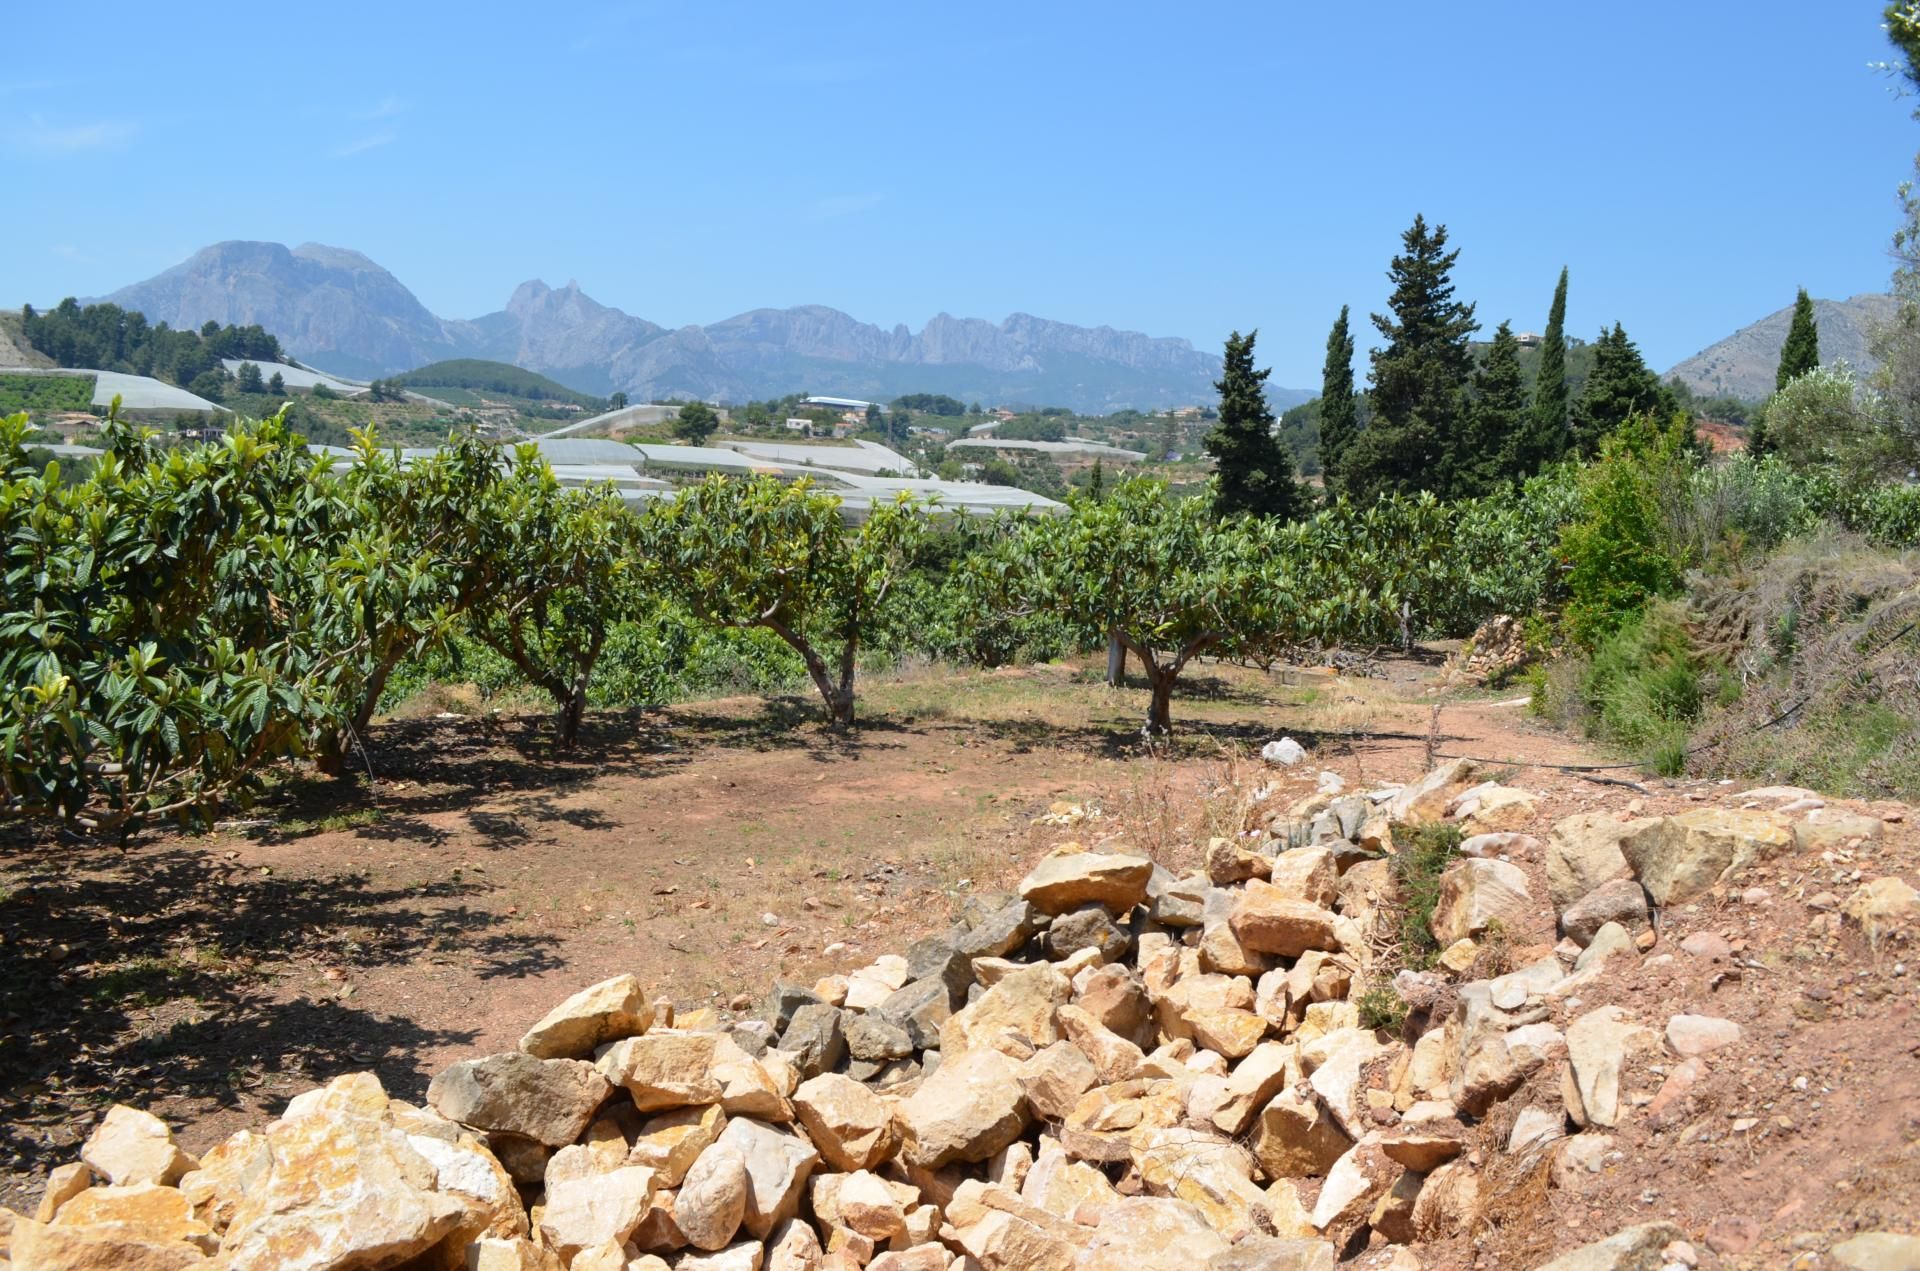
<box><xmin>664</xmin><ymin>696</ymin><xmax>916</xmax><ymax>763</ymax></box>
<box><xmin>241</xmin><ymin>711</ymin><xmax>681</xmax><ymax>847</ymax></box>
<box><xmin>0</xmin><ymin>843</ymin><xmax>552</xmax><ymax>1193</ymax></box>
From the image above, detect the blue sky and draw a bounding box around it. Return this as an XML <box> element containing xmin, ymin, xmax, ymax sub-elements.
<box><xmin>4</xmin><ymin>2</ymin><xmax>1916</xmax><ymax>386</ymax></box>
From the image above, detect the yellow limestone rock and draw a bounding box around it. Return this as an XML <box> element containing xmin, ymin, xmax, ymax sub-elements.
<box><xmin>674</xmin><ymin>1144</ymin><xmax>751</xmax><ymax>1252</ymax></box>
<box><xmin>627</xmin><ymin>1103</ymin><xmax>727</xmax><ymax>1186</ymax></box>
<box><xmin>81</xmin><ymin>1106</ymin><xmax>197</xmax><ymax>1188</ymax></box>
<box><xmin>218</xmin><ymin>1080</ymin><xmax>468</xmax><ymax>1271</ymax></box>
<box><xmin>1209</xmin><ymin>1041</ymin><xmax>1300</xmax><ymax>1136</ymax></box>
<box><xmin>176</xmin><ymin>1130</ymin><xmax>271</xmax><ymax>1232</ymax></box>
<box><xmin>1075</xmin><ymin>1196</ymin><xmax>1231</xmax><ymax>1270</ymax></box>
<box><xmin>518</xmin><ymin>974</ymin><xmax>654</xmax><ymax>1059</ymax></box>
<box><xmin>1017</xmin><ymin>1040</ymin><xmax>1098</xmax><ymax>1121</ymax></box>
<box><xmin>1131</xmin><ymin>1127</ymin><xmax>1269</xmax><ymax>1240</ymax></box>
<box><xmin>537</xmin><ymin>1164</ymin><xmax>657</xmax><ymax>1259</ymax></box>
<box><xmin>1020</xmin><ymin>1140</ymin><xmax>1121</xmax><ymax>1218</ymax></box>
<box><xmin>1387</xmin><ymin>759</ymin><xmax>1478</xmax><ymax>825</ymax></box>
<box><xmin>1251</xmin><ymin>1089</ymin><xmax>1352</xmax><ymax>1179</ymax></box>
<box><xmin>1845</xmin><ymin>875</ymin><xmax>1920</xmax><ymax>943</ymax></box>
<box><xmin>34</xmin><ymin>1161</ymin><xmax>93</xmax><ymax>1223</ymax></box>
<box><xmin>898</xmin><ymin>1047</ymin><xmax>1030</xmax><ymax>1168</ymax></box>
<box><xmin>792</xmin><ymin>1073</ymin><xmax>899</xmax><ymax>1172</ymax></box>
<box><xmin>1620</xmin><ymin>808</ymin><xmax>1792</xmax><ymax>905</ymax></box>
<box><xmin>1229</xmin><ymin>882</ymin><xmax>1342</xmax><ymax>958</ymax></box>
<box><xmin>9</xmin><ymin>1213</ymin><xmax>213</xmax><ymax>1271</ymax></box>
<box><xmin>51</xmin><ymin>1182</ymin><xmax>216</xmax><ymax>1250</ymax></box>
<box><xmin>1056</xmin><ymin>1003</ymin><xmax>1146</xmax><ymax>1083</ymax></box>
<box><xmin>1019</xmin><ymin>848</ymin><xmax>1154</xmax><ymax>914</ymax></box>
<box><xmin>939</xmin><ymin>964</ymin><xmax>1070</xmax><ymax>1058</ymax></box>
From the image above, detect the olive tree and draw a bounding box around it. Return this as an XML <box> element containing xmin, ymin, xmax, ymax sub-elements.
<box><xmin>970</xmin><ymin>478</ymin><xmax>1390</xmax><ymax>734</ymax></box>
<box><xmin>646</xmin><ymin>474</ymin><xmax>927</xmax><ymax>728</ymax></box>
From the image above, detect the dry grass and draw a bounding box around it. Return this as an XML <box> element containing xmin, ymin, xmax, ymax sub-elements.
<box><xmin>1467</xmin><ymin>1068</ymin><xmax>1568</xmax><ymax>1267</ymax></box>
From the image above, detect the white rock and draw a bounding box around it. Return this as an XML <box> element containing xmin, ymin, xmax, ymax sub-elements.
<box><xmin>1262</xmin><ymin>738</ymin><xmax>1307</xmax><ymax>766</ymax></box>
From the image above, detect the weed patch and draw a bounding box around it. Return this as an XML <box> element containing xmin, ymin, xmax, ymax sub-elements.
<box><xmin>1390</xmin><ymin>820</ymin><xmax>1464</xmax><ymax>968</ymax></box>
<box><xmin>1357</xmin><ymin>982</ymin><xmax>1409</xmax><ymax>1032</ymax></box>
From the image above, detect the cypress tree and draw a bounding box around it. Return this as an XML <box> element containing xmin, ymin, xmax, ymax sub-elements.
<box><xmin>1776</xmin><ymin>287</ymin><xmax>1821</xmax><ymax>389</ymax></box>
<box><xmin>1206</xmin><ymin>329</ymin><xmax>1304</xmax><ymax>521</ymax></box>
<box><xmin>1520</xmin><ymin>266</ymin><xmax>1570</xmax><ymax>470</ymax></box>
<box><xmin>1342</xmin><ymin>214</ymin><xmax>1479</xmax><ymax>502</ymax></box>
<box><xmin>1317</xmin><ymin>306</ymin><xmax>1358</xmax><ymax>494</ymax></box>
<box><xmin>1569</xmin><ymin>323</ymin><xmax>1675</xmax><ymax>455</ymax></box>
<box><xmin>1468</xmin><ymin>321</ymin><xmax>1530</xmax><ymax>494</ymax></box>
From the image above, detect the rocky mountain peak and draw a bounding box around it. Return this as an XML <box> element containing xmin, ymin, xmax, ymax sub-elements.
<box><xmin>92</xmin><ymin>241</ymin><xmax>1286</xmax><ymax>409</ymax></box>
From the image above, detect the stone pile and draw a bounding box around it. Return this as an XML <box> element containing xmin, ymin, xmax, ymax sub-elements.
<box><xmin>5</xmin><ymin>762</ymin><xmax>1917</xmax><ymax>1271</ymax></box>
<box><xmin>1444</xmin><ymin>614</ymin><xmax>1532</xmax><ymax>686</ymax></box>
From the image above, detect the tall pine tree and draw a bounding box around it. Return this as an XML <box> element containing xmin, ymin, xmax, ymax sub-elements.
<box><xmin>1316</xmin><ymin>306</ymin><xmax>1358</xmax><ymax>495</ymax></box>
<box><xmin>1752</xmin><ymin>289</ymin><xmax>1822</xmax><ymax>458</ymax></box>
<box><xmin>1569</xmin><ymin>323</ymin><xmax>1675</xmax><ymax>455</ymax></box>
<box><xmin>1517</xmin><ymin>266</ymin><xmax>1570</xmax><ymax>471</ymax></box>
<box><xmin>1466</xmin><ymin>321</ymin><xmax>1530</xmax><ymax>494</ymax></box>
<box><xmin>1207</xmin><ymin>330</ymin><xmax>1304</xmax><ymax>521</ymax></box>
<box><xmin>1777</xmin><ymin>287</ymin><xmax>1820</xmax><ymax>389</ymax></box>
<box><xmin>1342</xmin><ymin>214</ymin><xmax>1479</xmax><ymax>502</ymax></box>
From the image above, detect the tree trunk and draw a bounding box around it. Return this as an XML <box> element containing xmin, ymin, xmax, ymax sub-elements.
<box><xmin>769</xmin><ymin>620</ymin><xmax>855</xmax><ymax>731</ymax></box>
<box><xmin>311</xmin><ymin>731</ymin><xmax>350</xmax><ymax>778</ymax></box>
<box><xmin>801</xmin><ymin>659</ymin><xmax>857</xmax><ymax>731</ymax></box>
<box><xmin>316</xmin><ymin>653</ymin><xmax>396</xmax><ymax>781</ymax></box>
<box><xmin>554</xmin><ymin>629</ymin><xmax>606</xmax><ymax>750</ymax></box>
<box><xmin>350</xmin><ymin>655</ymin><xmax>397</xmax><ymax>743</ymax></box>
<box><xmin>559</xmin><ymin>693</ymin><xmax>586</xmax><ymax>747</ymax></box>
<box><xmin>1145</xmin><ymin>670</ymin><xmax>1176</xmax><ymax>736</ymax></box>
<box><xmin>1105</xmin><ymin>630</ymin><xmax>1126</xmax><ymax>686</ymax></box>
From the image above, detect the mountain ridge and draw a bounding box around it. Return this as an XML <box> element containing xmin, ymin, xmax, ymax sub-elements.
<box><xmin>97</xmin><ymin>241</ymin><xmax>1284</xmax><ymax>412</ymax></box>
<box><xmin>1664</xmin><ymin>292</ymin><xmax>1897</xmax><ymax>401</ymax></box>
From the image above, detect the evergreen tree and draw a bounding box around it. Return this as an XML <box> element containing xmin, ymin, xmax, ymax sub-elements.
<box><xmin>267</xmin><ymin>370</ymin><xmax>285</xmax><ymax>394</ymax></box>
<box><xmin>1569</xmin><ymin>323</ymin><xmax>1675</xmax><ymax>455</ymax></box>
<box><xmin>235</xmin><ymin>361</ymin><xmax>264</xmax><ymax>394</ymax></box>
<box><xmin>673</xmin><ymin>400</ymin><xmax>720</xmax><ymax>444</ymax></box>
<box><xmin>1316</xmin><ymin>306</ymin><xmax>1358</xmax><ymax>494</ymax></box>
<box><xmin>1777</xmin><ymin>287</ymin><xmax>1820</xmax><ymax>389</ymax></box>
<box><xmin>1206</xmin><ymin>330</ymin><xmax>1304</xmax><ymax>520</ymax></box>
<box><xmin>1518</xmin><ymin>266</ymin><xmax>1570</xmax><ymax>470</ymax></box>
<box><xmin>1468</xmin><ymin>321</ymin><xmax>1530</xmax><ymax>493</ymax></box>
<box><xmin>1342</xmin><ymin>214</ymin><xmax>1479</xmax><ymax>501</ymax></box>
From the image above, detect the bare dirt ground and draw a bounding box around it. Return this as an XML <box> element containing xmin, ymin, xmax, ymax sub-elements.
<box><xmin>3</xmin><ymin>652</ymin><xmax>1916</xmax><ymax>1269</ymax></box>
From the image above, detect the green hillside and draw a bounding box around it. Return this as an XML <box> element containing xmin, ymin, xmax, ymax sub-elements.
<box><xmin>394</xmin><ymin>359</ymin><xmax>603</xmax><ymax>408</ymax></box>
<box><xmin>0</xmin><ymin>373</ymin><xmax>96</xmax><ymax>414</ymax></box>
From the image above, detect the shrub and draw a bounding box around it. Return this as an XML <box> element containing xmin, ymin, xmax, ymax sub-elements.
<box><xmin>1579</xmin><ymin>602</ymin><xmax>1719</xmax><ymax>775</ymax></box>
<box><xmin>1559</xmin><ymin>414</ymin><xmax>1698</xmax><ymax>644</ymax></box>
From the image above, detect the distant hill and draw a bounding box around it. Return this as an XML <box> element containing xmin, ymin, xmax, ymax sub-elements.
<box><xmin>394</xmin><ymin>359</ymin><xmax>603</xmax><ymax>408</ymax></box>
<box><xmin>1666</xmin><ymin>293</ymin><xmax>1897</xmax><ymax>401</ymax></box>
<box><xmin>93</xmin><ymin>241</ymin><xmax>1301</xmax><ymax>413</ymax></box>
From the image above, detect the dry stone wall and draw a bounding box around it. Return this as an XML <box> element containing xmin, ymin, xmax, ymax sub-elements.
<box><xmin>4</xmin><ymin>762</ymin><xmax>1918</xmax><ymax>1271</ymax></box>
